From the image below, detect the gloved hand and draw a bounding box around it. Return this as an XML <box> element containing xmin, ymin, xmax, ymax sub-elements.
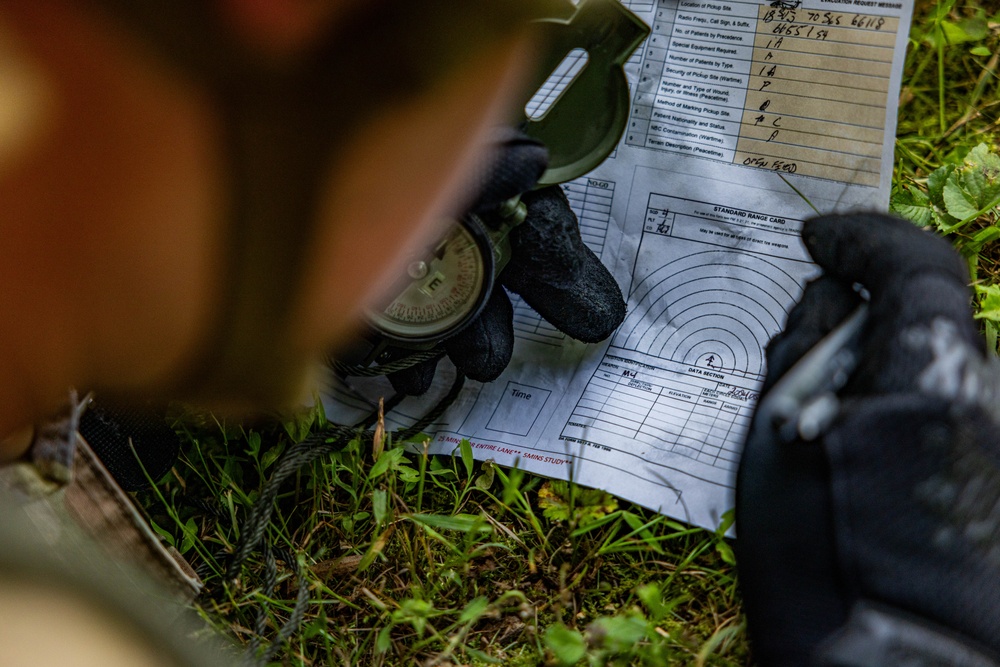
<box><xmin>737</xmin><ymin>213</ymin><xmax>1000</xmax><ymax>666</ymax></box>
<box><xmin>384</xmin><ymin>131</ymin><xmax>626</xmax><ymax>394</ymax></box>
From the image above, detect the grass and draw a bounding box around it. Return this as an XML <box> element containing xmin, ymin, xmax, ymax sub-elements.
<box><xmin>137</xmin><ymin>1</ymin><xmax>1000</xmax><ymax>664</ymax></box>
<box><xmin>141</xmin><ymin>407</ymin><xmax>747</xmax><ymax>666</ymax></box>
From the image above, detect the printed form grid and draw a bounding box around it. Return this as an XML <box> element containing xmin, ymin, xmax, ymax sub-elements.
<box><xmin>627</xmin><ymin>0</ymin><xmax>895</xmax><ymax>186</ymax></box>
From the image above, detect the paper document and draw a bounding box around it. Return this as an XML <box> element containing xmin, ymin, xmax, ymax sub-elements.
<box><xmin>326</xmin><ymin>0</ymin><xmax>914</xmax><ymax>530</ymax></box>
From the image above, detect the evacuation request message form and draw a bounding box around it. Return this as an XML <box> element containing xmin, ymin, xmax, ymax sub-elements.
<box><xmin>326</xmin><ymin>0</ymin><xmax>915</xmax><ymax>530</ymax></box>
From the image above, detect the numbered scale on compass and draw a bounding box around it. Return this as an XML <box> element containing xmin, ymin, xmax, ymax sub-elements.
<box><xmin>366</xmin><ymin>215</ymin><xmax>497</xmax><ymax>347</ymax></box>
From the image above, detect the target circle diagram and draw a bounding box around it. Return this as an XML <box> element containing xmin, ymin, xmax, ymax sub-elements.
<box><xmin>614</xmin><ymin>250</ymin><xmax>803</xmax><ymax>378</ymax></box>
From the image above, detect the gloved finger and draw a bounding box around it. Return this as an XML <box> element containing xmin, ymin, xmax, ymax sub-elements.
<box><xmin>736</xmin><ymin>416</ymin><xmax>845</xmax><ymax>667</ymax></box>
<box><xmin>804</xmin><ymin>213</ymin><xmax>968</xmax><ymax>290</ymax></box>
<box><xmin>444</xmin><ymin>287</ymin><xmax>514</xmax><ymax>382</ymax></box>
<box><xmin>387</xmin><ymin>355</ymin><xmax>439</xmax><ymax>396</ymax></box>
<box><xmin>761</xmin><ymin>274</ymin><xmax>862</xmax><ymax>395</ymax></box>
<box><xmin>501</xmin><ymin>186</ymin><xmax>626</xmax><ymax>342</ymax></box>
<box><xmin>804</xmin><ymin>213</ymin><xmax>978</xmax><ymax>343</ymax></box>
<box><xmin>470</xmin><ymin>129</ymin><xmax>548</xmax><ymax>214</ymax></box>
<box><xmin>803</xmin><ymin>213</ymin><xmax>981</xmax><ymax>393</ymax></box>
<box><xmin>737</xmin><ymin>278</ymin><xmax>861</xmax><ymax>666</ymax></box>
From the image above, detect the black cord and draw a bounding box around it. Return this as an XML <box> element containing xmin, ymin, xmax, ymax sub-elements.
<box><xmin>330</xmin><ymin>348</ymin><xmax>443</xmax><ymax>378</ymax></box>
<box><xmin>233</xmin><ymin>350</ymin><xmax>465</xmax><ymax>665</ymax></box>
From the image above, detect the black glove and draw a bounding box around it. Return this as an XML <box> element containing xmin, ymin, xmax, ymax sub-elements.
<box><xmin>79</xmin><ymin>399</ymin><xmax>181</xmax><ymax>492</ymax></box>
<box><xmin>386</xmin><ymin>132</ymin><xmax>626</xmax><ymax>394</ymax></box>
<box><xmin>736</xmin><ymin>212</ymin><xmax>1000</xmax><ymax>666</ymax></box>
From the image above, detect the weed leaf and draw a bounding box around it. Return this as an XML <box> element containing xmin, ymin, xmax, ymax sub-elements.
<box><xmin>259</xmin><ymin>441</ymin><xmax>285</xmax><ymax>471</ymax></box>
<box><xmin>976</xmin><ymin>285</ymin><xmax>1000</xmax><ymax>322</ymax></box>
<box><xmin>459</xmin><ymin>439</ymin><xmax>474</xmax><ymax>479</ymax></box>
<box><xmin>538</xmin><ymin>480</ymin><xmax>618</xmax><ymax>527</ymax></box>
<box><xmin>927</xmin><ymin>164</ymin><xmax>954</xmax><ymax>209</ymax></box>
<box><xmin>179</xmin><ymin>517</ymin><xmax>198</xmax><ymax>554</ymax></box>
<box><xmin>589</xmin><ymin>614</ymin><xmax>647</xmax><ymax>653</ymax></box>
<box><xmin>409</xmin><ymin>512</ymin><xmax>491</xmax><ymax>534</ymax></box>
<box><xmin>890</xmin><ymin>186</ymin><xmax>933</xmax><ymax>227</ymax></box>
<box><xmin>544</xmin><ymin>624</ymin><xmax>586</xmax><ymax>666</ymax></box>
<box><xmin>943</xmin><ymin>172</ymin><xmax>979</xmax><ymax>221</ymax></box>
<box><xmin>474</xmin><ymin>459</ymin><xmax>495</xmax><ymax>490</ymax></box>
<box><xmin>962</xmin><ymin>144</ymin><xmax>1000</xmax><ymax>206</ymax></box>
<box><xmin>939</xmin><ymin>18</ymin><xmax>987</xmax><ymax>45</ymax></box>
<box><xmin>375</xmin><ymin>625</ymin><xmax>392</xmax><ymax>654</ymax></box>
<box><xmin>715</xmin><ymin>539</ymin><xmax>736</xmax><ymax>565</ymax></box>
<box><xmin>149</xmin><ymin>519</ymin><xmax>175</xmax><ymax>547</ymax></box>
<box><xmin>373</xmin><ymin>488</ymin><xmax>389</xmax><ymax>527</ymax></box>
<box><xmin>464</xmin><ymin>647</ymin><xmax>503</xmax><ymax>664</ymax></box>
<box><xmin>368</xmin><ymin>447</ymin><xmax>404</xmax><ymax>479</ymax></box>
<box><xmin>458</xmin><ymin>596</ymin><xmax>490</xmax><ymax>624</ymax></box>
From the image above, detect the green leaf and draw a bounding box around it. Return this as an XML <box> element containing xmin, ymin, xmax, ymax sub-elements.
<box><xmin>538</xmin><ymin>481</ymin><xmax>572</xmax><ymax>522</ymax></box>
<box><xmin>715</xmin><ymin>539</ymin><xmax>736</xmax><ymax>565</ymax></box>
<box><xmin>357</xmin><ymin>528</ymin><xmax>392</xmax><ymax>571</ymax></box>
<box><xmin>636</xmin><ymin>583</ymin><xmax>668</xmax><ymax>622</ymax></box>
<box><xmin>890</xmin><ymin>187</ymin><xmax>934</xmax><ymax>227</ymax></box>
<box><xmin>938</xmin><ymin>18</ymin><xmax>986</xmax><ymax>45</ymax></box>
<box><xmin>895</xmin><ymin>205</ymin><xmax>933</xmax><ymax>228</ymax></box>
<box><xmin>474</xmin><ymin>460</ymin><xmax>496</xmax><ymax>490</ymax></box>
<box><xmin>281</xmin><ymin>409</ymin><xmax>314</xmax><ymax>442</ymax></box>
<box><xmin>960</xmin><ymin>144</ymin><xmax>1000</xmax><ymax>208</ymax></box>
<box><xmin>259</xmin><ymin>441</ymin><xmax>285</xmax><ymax>471</ymax></box>
<box><xmin>375</xmin><ymin>625</ymin><xmax>392</xmax><ymax>654</ymax></box>
<box><xmin>301</xmin><ymin>616</ymin><xmax>328</xmax><ymax>641</ymax></box>
<box><xmin>149</xmin><ymin>519</ymin><xmax>176</xmax><ymax>547</ymax></box>
<box><xmin>396</xmin><ymin>465</ymin><xmax>421</xmax><ymax>484</ymax></box>
<box><xmin>968</xmin><ymin>226</ymin><xmax>1000</xmax><ymax>254</ymax></box>
<box><xmin>958</xmin><ymin>15</ymin><xmax>989</xmax><ymax>41</ymax></box>
<box><xmin>501</xmin><ymin>466</ymin><xmax>525</xmax><ymax>506</ymax></box>
<box><xmin>985</xmin><ymin>321</ymin><xmax>999</xmax><ymax>356</ymax></box>
<box><xmin>392</xmin><ymin>598</ymin><xmax>434</xmax><ymax>636</ymax></box>
<box><xmin>975</xmin><ymin>284</ymin><xmax>1000</xmax><ymax>322</ymax></box>
<box><xmin>178</xmin><ymin>516</ymin><xmax>198</xmax><ymax>554</ymax></box>
<box><xmin>942</xmin><ymin>172</ymin><xmax>979</xmax><ymax>221</ymax></box>
<box><xmin>458</xmin><ymin>596</ymin><xmax>490</xmax><ymax>624</ymax></box>
<box><xmin>408</xmin><ymin>512</ymin><xmax>491</xmax><ymax>533</ymax></box>
<box><xmin>538</xmin><ymin>480</ymin><xmax>619</xmax><ymax>527</ymax></box>
<box><xmin>714</xmin><ymin>510</ymin><xmax>737</xmax><ymax>564</ymax></box>
<box><xmin>464</xmin><ymin>647</ymin><xmax>503</xmax><ymax>664</ymax></box>
<box><xmin>570</xmin><ymin>510</ymin><xmax>624</xmax><ymax>536</ymax></box>
<box><xmin>372</xmin><ymin>489</ymin><xmax>389</xmax><ymax>526</ymax></box>
<box><xmin>971</xmin><ymin>45</ymin><xmax>992</xmax><ymax>56</ymax></box>
<box><xmin>459</xmin><ymin>439</ymin><xmax>474</xmax><ymax>479</ymax></box>
<box><xmin>927</xmin><ymin>164</ymin><xmax>954</xmax><ymax>208</ymax></box>
<box><xmin>715</xmin><ymin>508</ymin><xmax>735</xmax><ymax>537</ymax></box>
<box><xmin>636</xmin><ymin>583</ymin><xmax>690</xmax><ymax>625</ymax></box>
<box><xmin>590</xmin><ymin>614</ymin><xmax>648</xmax><ymax>653</ymax></box>
<box><xmin>544</xmin><ymin>624</ymin><xmax>586</xmax><ymax>666</ymax></box>
<box><xmin>368</xmin><ymin>446</ymin><xmax>404</xmax><ymax>479</ymax></box>
<box><xmin>246</xmin><ymin>431</ymin><xmax>261</xmax><ymax>457</ymax></box>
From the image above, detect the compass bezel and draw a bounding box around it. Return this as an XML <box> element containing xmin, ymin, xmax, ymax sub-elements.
<box><xmin>366</xmin><ymin>214</ymin><xmax>497</xmax><ymax>346</ymax></box>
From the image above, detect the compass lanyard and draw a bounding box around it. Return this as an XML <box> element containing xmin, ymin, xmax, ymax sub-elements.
<box><xmin>86</xmin><ymin>0</ymin><xmax>549</xmax><ymax>403</ymax></box>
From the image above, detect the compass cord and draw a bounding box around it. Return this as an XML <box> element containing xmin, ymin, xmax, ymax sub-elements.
<box><xmin>329</xmin><ymin>348</ymin><xmax>445</xmax><ymax>378</ymax></box>
<box><xmin>229</xmin><ymin>356</ymin><xmax>465</xmax><ymax>666</ymax></box>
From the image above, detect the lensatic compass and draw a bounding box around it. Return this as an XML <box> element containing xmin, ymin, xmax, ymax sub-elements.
<box><xmin>362</xmin><ymin>0</ymin><xmax>649</xmax><ymax>355</ymax></box>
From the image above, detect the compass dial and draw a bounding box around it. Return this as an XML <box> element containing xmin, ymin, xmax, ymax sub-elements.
<box><xmin>368</xmin><ymin>219</ymin><xmax>493</xmax><ymax>343</ymax></box>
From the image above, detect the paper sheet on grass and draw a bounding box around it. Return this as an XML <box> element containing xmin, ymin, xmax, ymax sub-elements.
<box><xmin>325</xmin><ymin>0</ymin><xmax>915</xmax><ymax>531</ymax></box>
